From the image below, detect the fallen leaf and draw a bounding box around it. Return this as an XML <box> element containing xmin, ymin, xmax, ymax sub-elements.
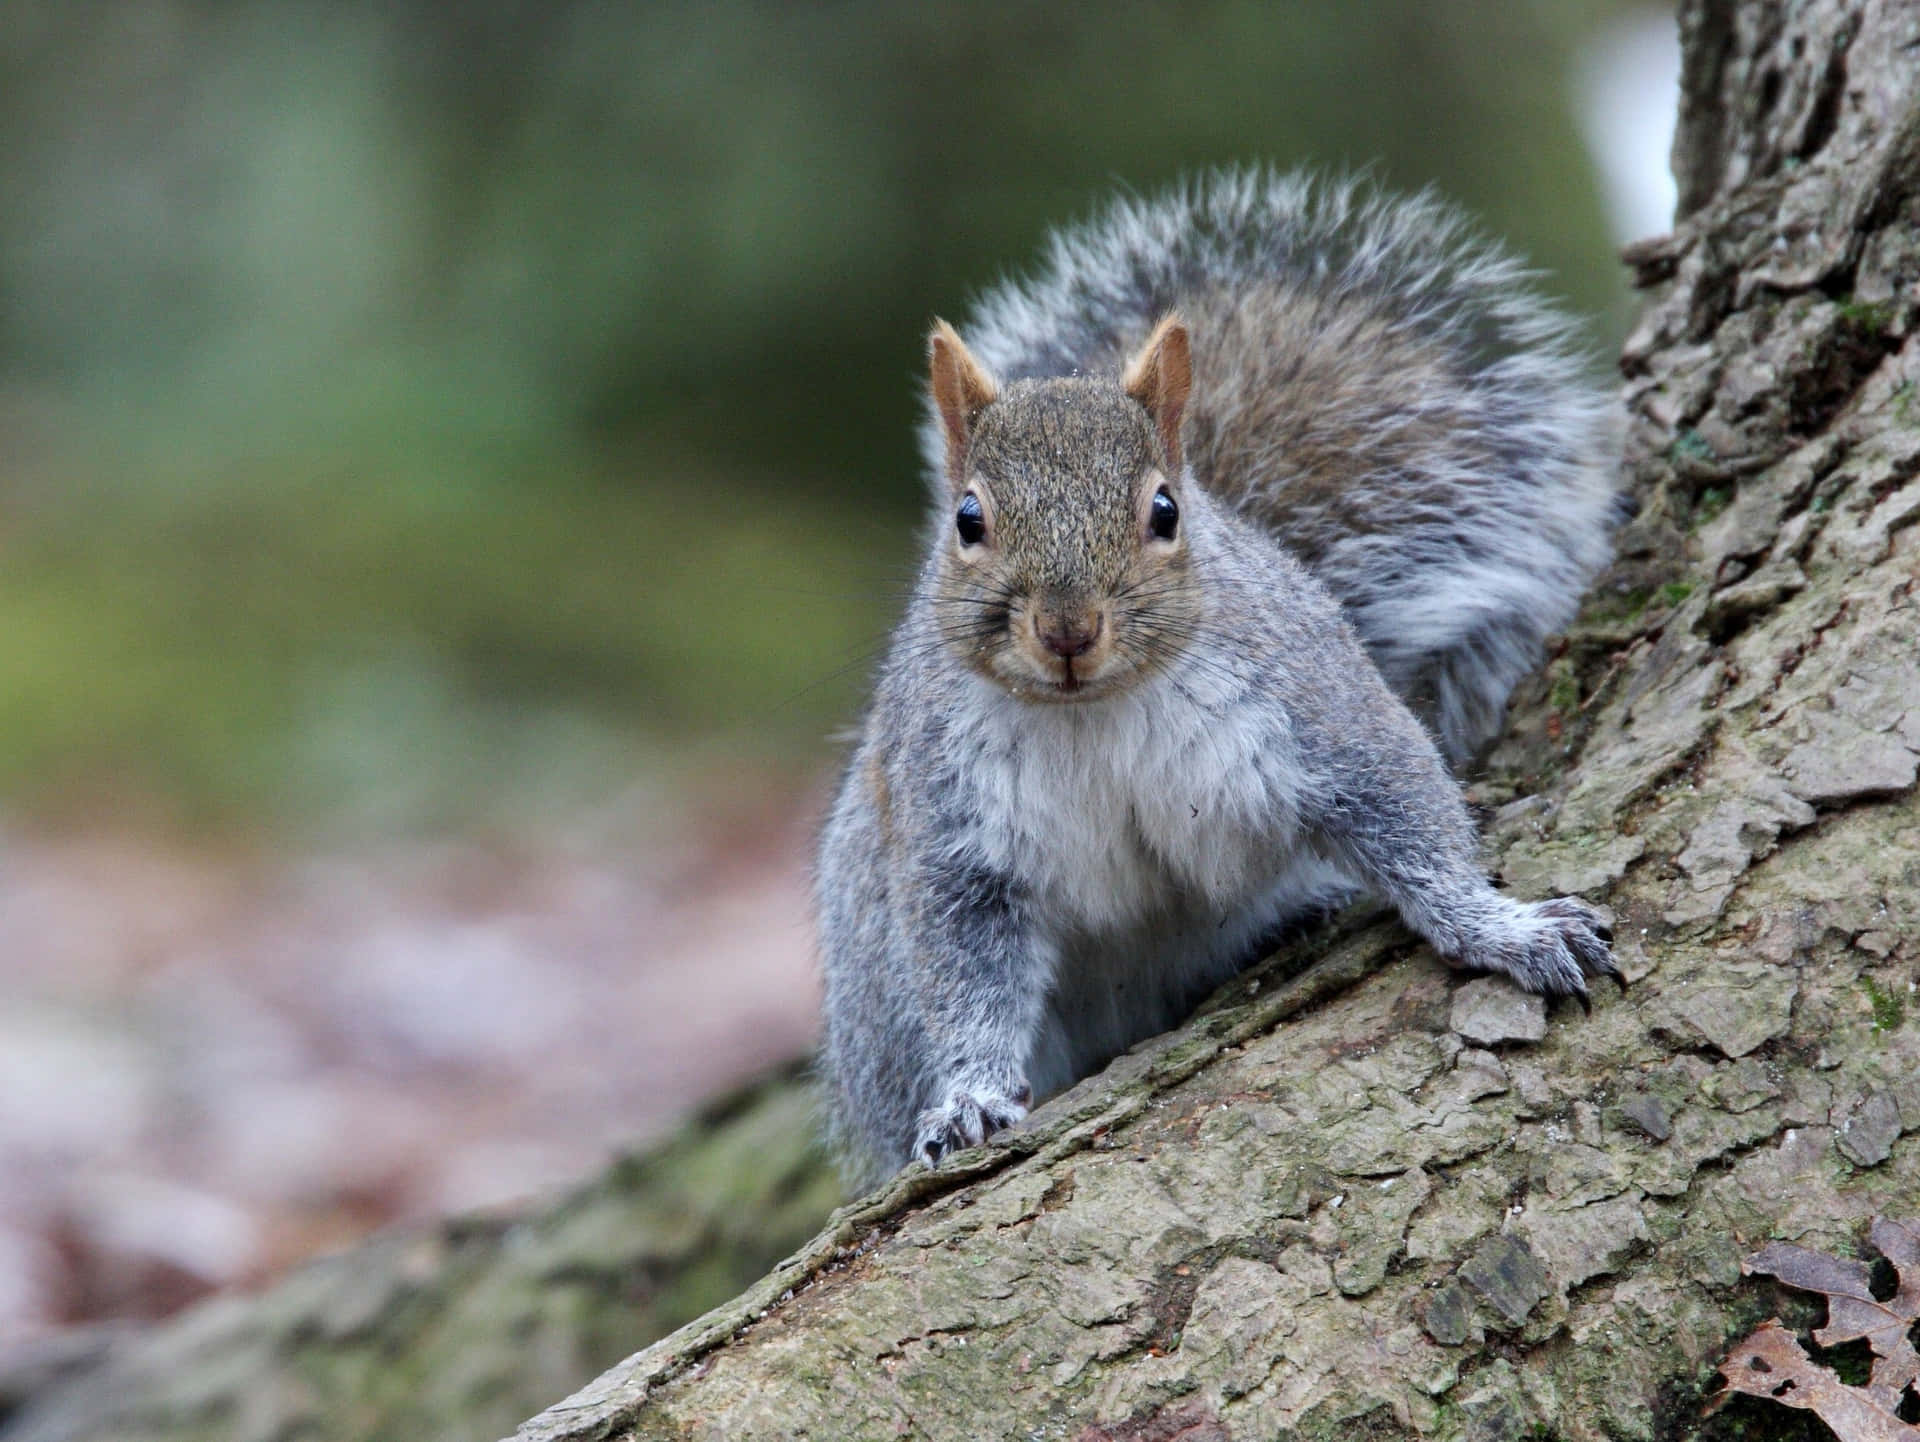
<box><xmin>1709</xmin><ymin>1218</ymin><xmax>1920</xmax><ymax>1441</ymax></box>
<box><xmin>1711</xmin><ymin>1322</ymin><xmax>1919</xmax><ymax>1441</ymax></box>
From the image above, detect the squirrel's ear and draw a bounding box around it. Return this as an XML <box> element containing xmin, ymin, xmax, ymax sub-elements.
<box><xmin>1122</xmin><ymin>314</ymin><xmax>1191</xmax><ymax>473</ymax></box>
<box><xmin>929</xmin><ymin>320</ymin><xmax>999</xmax><ymax>485</ymax></box>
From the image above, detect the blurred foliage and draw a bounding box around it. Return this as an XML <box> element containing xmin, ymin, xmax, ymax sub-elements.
<box><xmin>0</xmin><ymin>0</ymin><xmax>1644</xmax><ymax>836</ymax></box>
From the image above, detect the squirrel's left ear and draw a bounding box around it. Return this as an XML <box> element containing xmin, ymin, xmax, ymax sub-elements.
<box><xmin>1122</xmin><ymin>314</ymin><xmax>1191</xmax><ymax>473</ymax></box>
<box><xmin>929</xmin><ymin>320</ymin><xmax>999</xmax><ymax>487</ymax></box>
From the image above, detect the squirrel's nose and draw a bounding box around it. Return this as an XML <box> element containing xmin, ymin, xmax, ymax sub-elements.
<box><xmin>1038</xmin><ymin>611</ymin><xmax>1102</xmax><ymax>659</ymax></box>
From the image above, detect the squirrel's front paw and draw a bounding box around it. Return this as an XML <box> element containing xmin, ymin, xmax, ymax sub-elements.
<box><xmin>1456</xmin><ymin>897</ymin><xmax>1620</xmax><ymax>1007</ymax></box>
<box><xmin>914</xmin><ymin>1080</ymin><xmax>1032</xmax><ymax>1166</ymax></box>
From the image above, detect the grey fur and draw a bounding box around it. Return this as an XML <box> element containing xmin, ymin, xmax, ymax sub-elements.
<box><xmin>940</xmin><ymin>168</ymin><xmax>1618</xmax><ymax>764</ymax></box>
<box><xmin>820</xmin><ymin>169</ymin><xmax>1621</xmax><ymax>1189</ymax></box>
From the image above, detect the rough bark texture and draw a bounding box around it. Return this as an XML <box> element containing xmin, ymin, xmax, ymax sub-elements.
<box><xmin>508</xmin><ymin>2</ymin><xmax>1920</xmax><ymax>1437</ymax></box>
<box><xmin>9</xmin><ymin>3</ymin><xmax>1920</xmax><ymax>1440</ymax></box>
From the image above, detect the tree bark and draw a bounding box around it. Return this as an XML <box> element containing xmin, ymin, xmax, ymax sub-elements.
<box><xmin>508</xmin><ymin>2</ymin><xmax>1920</xmax><ymax>1437</ymax></box>
<box><xmin>9</xmin><ymin>3</ymin><xmax>1920</xmax><ymax>1440</ymax></box>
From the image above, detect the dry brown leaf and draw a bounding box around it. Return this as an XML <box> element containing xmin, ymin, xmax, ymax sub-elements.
<box><xmin>1708</xmin><ymin>1218</ymin><xmax>1920</xmax><ymax>1442</ymax></box>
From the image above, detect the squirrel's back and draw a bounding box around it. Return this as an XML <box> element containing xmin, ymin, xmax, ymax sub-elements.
<box><xmin>933</xmin><ymin>169</ymin><xmax>1619</xmax><ymax>763</ymax></box>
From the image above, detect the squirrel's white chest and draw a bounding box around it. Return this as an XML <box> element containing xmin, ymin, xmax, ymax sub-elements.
<box><xmin>956</xmin><ymin>681</ymin><xmax>1308</xmax><ymax>932</ymax></box>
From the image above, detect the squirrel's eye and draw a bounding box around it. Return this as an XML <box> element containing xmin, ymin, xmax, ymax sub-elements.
<box><xmin>955</xmin><ymin>492</ymin><xmax>986</xmax><ymax>546</ymax></box>
<box><xmin>1149</xmin><ymin>487</ymin><xmax>1179</xmax><ymax>541</ymax></box>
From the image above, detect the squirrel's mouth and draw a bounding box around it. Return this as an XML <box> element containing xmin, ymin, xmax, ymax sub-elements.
<box><xmin>1011</xmin><ymin>656</ymin><xmax>1119</xmax><ymax>702</ymax></box>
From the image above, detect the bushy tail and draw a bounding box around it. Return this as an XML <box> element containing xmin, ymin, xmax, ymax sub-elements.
<box><xmin>944</xmin><ymin>168</ymin><xmax>1621</xmax><ymax>764</ymax></box>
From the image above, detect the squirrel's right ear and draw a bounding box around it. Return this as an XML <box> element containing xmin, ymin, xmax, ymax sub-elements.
<box><xmin>929</xmin><ymin>320</ymin><xmax>999</xmax><ymax>486</ymax></box>
<box><xmin>1122</xmin><ymin>314</ymin><xmax>1192</xmax><ymax>473</ymax></box>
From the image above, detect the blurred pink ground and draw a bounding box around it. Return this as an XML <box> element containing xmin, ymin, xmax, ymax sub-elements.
<box><xmin>0</xmin><ymin>788</ymin><xmax>823</xmax><ymax>1345</ymax></box>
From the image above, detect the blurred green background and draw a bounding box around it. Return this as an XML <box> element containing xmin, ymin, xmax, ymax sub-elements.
<box><xmin>0</xmin><ymin>0</ymin><xmax>1659</xmax><ymax>841</ymax></box>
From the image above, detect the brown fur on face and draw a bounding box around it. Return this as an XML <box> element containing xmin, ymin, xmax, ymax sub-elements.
<box><xmin>931</xmin><ymin>368</ymin><xmax>1199</xmax><ymax>702</ymax></box>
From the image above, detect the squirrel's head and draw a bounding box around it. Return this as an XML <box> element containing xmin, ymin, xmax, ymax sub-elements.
<box><xmin>925</xmin><ymin>314</ymin><xmax>1200</xmax><ymax>703</ymax></box>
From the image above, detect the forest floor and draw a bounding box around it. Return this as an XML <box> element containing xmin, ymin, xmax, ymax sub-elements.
<box><xmin>0</xmin><ymin>786</ymin><xmax>822</xmax><ymax>1352</ymax></box>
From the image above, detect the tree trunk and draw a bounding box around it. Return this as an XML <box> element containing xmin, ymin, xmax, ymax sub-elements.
<box><xmin>510</xmin><ymin>3</ymin><xmax>1920</xmax><ymax>1437</ymax></box>
<box><xmin>0</xmin><ymin>1071</ymin><xmax>841</xmax><ymax>1442</ymax></box>
<box><xmin>10</xmin><ymin>3</ymin><xmax>1920</xmax><ymax>1440</ymax></box>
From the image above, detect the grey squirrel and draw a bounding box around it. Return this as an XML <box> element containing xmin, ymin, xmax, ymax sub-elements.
<box><xmin>816</xmin><ymin>170</ymin><xmax>1622</xmax><ymax>1188</ymax></box>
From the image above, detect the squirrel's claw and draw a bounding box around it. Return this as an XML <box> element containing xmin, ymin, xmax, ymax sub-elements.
<box><xmin>1455</xmin><ymin>896</ymin><xmax>1619</xmax><ymax>1010</ymax></box>
<box><xmin>914</xmin><ymin>1082</ymin><xmax>1031</xmax><ymax>1167</ymax></box>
